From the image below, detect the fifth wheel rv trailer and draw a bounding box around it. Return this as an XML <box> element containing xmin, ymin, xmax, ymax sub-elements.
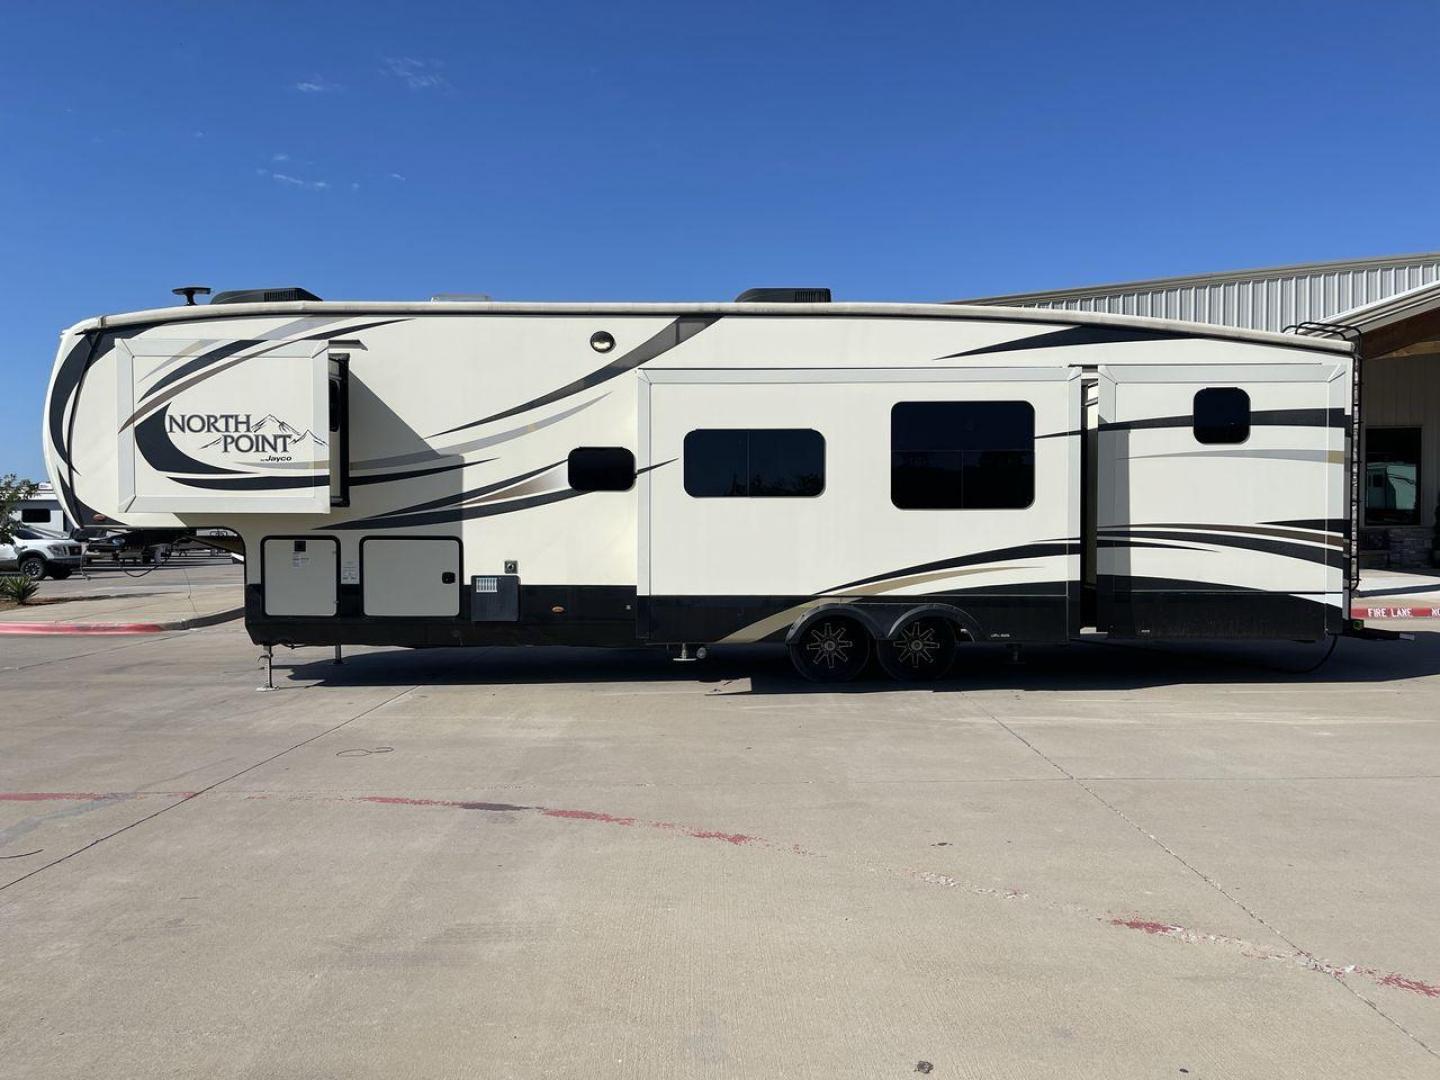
<box><xmin>44</xmin><ymin>288</ymin><xmax>1359</xmax><ymax>681</ymax></box>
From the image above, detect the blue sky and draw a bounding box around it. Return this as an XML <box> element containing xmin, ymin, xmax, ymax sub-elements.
<box><xmin>3</xmin><ymin>1</ymin><xmax>1438</xmax><ymax>477</ymax></box>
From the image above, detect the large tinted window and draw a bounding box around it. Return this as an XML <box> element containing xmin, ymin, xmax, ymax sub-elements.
<box><xmin>684</xmin><ymin>429</ymin><xmax>825</xmax><ymax>497</ymax></box>
<box><xmin>1193</xmin><ymin>387</ymin><xmax>1250</xmax><ymax>444</ymax></box>
<box><xmin>891</xmin><ymin>401</ymin><xmax>1034</xmax><ymax>510</ymax></box>
<box><xmin>20</xmin><ymin>508</ymin><xmax>50</xmax><ymax>523</ymax></box>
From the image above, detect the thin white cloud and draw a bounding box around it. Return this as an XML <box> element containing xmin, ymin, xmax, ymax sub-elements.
<box><xmin>270</xmin><ymin>172</ymin><xmax>329</xmax><ymax>191</ymax></box>
<box><xmin>381</xmin><ymin>56</ymin><xmax>449</xmax><ymax>90</ymax></box>
<box><xmin>389</xmin><ymin>172</ymin><xmax>406</xmax><ymax>181</ymax></box>
<box><xmin>294</xmin><ymin>75</ymin><xmax>342</xmax><ymax>93</ymax></box>
<box><xmin>350</xmin><ymin>181</ymin><xmax>360</xmax><ymax>191</ymax></box>
<box><xmin>272</xmin><ymin>152</ymin><xmax>290</xmax><ymax>162</ymax></box>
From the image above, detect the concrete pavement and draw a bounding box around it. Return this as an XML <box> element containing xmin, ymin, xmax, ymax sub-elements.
<box><xmin>2</xmin><ymin>629</ymin><xmax>1438</xmax><ymax>1078</ymax></box>
<box><xmin>0</xmin><ymin>559</ymin><xmax>242</xmax><ymax>631</ymax></box>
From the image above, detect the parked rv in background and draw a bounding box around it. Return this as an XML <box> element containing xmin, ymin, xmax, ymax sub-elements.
<box><xmin>9</xmin><ymin>481</ymin><xmax>72</xmax><ymax>534</ymax></box>
<box><xmin>44</xmin><ymin>286</ymin><xmax>1366</xmax><ymax>680</ymax></box>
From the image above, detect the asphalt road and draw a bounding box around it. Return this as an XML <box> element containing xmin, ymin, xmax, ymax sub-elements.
<box><xmin>2</xmin><ymin>627</ymin><xmax>1438</xmax><ymax>1078</ymax></box>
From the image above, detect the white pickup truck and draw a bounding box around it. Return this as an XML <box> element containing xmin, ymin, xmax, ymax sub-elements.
<box><xmin>0</xmin><ymin>526</ymin><xmax>85</xmax><ymax>580</ymax></box>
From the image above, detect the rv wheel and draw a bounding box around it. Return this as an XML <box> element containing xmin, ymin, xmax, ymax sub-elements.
<box><xmin>878</xmin><ymin>616</ymin><xmax>957</xmax><ymax>681</ymax></box>
<box><xmin>789</xmin><ymin>616</ymin><xmax>871</xmax><ymax>683</ymax></box>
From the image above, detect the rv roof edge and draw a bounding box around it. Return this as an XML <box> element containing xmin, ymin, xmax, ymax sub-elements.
<box><xmin>67</xmin><ymin>300</ymin><xmax>1352</xmax><ymax>354</ymax></box>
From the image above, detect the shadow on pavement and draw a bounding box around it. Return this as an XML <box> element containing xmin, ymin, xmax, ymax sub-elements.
<box><xmin>282</xmin><ymin>630</ymin><xmax>1440</xmax><ymax>694</ymax></box>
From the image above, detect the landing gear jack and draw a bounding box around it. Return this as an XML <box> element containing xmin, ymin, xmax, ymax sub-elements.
<box><xmin>257</xmin><ymin>644</ymin><xmax>278</xmax><ymax>692</ymax></box>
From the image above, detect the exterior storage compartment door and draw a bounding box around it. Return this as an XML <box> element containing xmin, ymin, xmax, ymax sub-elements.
<box><xmin>362</xmin><ymin>537</ymin><xmax>461</xmax><ymax>617</ymax></box>
<box><xmin>116</xmin><ymin>338</ymin><xmax>332</xmax><ymax>514</ymax></box>
<box><xmin>262</xmin><ymin>537</ymin><xmax>338</xmax><ymax>616</ymax></box>
<box><xmin>1096</xmin><ymin>361</ymin><xmax>1349</xmax><ymax>639</ymax></box>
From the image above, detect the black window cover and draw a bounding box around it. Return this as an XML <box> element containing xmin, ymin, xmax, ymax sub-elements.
<box><xmin>19</xmin><ymin>508</ymin><xmax>50</xmax><ymax>523</ymax></box>
<box><xmin>568</xmin><ymin>447</ymin><xmax>636</xmax><ymax>492</ymax></box>
<box><xmin>684</xmin><ymin>429</ymin><xmax>825</xmax><ymax>497</ymax></box>
<box><xmin>891</xmin><ymin>401</ymin><xmax>1034</xmax><ymax>510</ymax></box>
<box><xmin>1193</xmin><ymin>387</ymin><xmax>1250</xmax><ymax>444</ymax></box>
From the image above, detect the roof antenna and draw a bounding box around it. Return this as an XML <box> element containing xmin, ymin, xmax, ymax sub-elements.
<box><xmin>172</xmin><ymin>285</ymin><xmax>212</xmax><ymax>306</ymax></box>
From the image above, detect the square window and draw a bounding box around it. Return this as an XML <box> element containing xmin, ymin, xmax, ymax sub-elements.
<box><xmin>1193</xmin><ymin>387</ymin><xmax>1250</xmax><ymax>444</ymax></box>
<box><xmin>568</xmin><ymin>447</ymin><xmax>636</xmax><ymax>492</ymax></box>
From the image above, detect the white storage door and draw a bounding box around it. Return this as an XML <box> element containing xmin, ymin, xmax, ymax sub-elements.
<box><xmin>362</xmin><ymin>538</ymin><xmax>461</xmax><ymax>616</ymax></box>
<box><xmin>262</xmin><ymin>537</ymin><xmax>338</xmax><ymax>616</ymax></box>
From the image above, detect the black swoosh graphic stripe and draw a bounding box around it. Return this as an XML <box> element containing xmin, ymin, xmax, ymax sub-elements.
<box><xmin>48</xmin><ymin>333</ymin><xmax>101</xmax><ymax>473</ymax></box>
<box><xmin>334</xmin><ymin>459</ymin><xmax>674</xmax><ymax>530</ymax></box>
<box><xmin>334</xmin><ymin>489</ymin><xmax>583</xmax><ymax>531</ymax></box>
<box><xmin>1264</xmin><ymin>518</ymin><xmax>1346</xmax><ymax>534</ymax></box>
<box><xmin>141</xmin><ymin>340</ymin><xmax>260</xmax><ymax>402</ymax></box>
<box><xmin>349</xmin><ymin>457</ymin><xmax>497</xmax><ymax>487</ymax></box>
<box><xmin>1108</xmin><ymin>528</ymin><xmax>1345</xmax><ymax>569</ymax></box>
<box><xmin>135</xmin><ymin>405</ymin><xmax>241</xmax><ymax>475</ymax></box>
<box><xmin>1100</xmin><ymin>407</ymin><xmax>1347</xmax><ymax>433</ymax></box>
<box><xmin>430</xmin><ymin>315</ymin><xmax>720</xmax><ymax>437</ymax></box>
<box><xmin>360</xmin><ymin>461</ymin><xmax>565</xmax><ymax>521</ymax></box>
<box><xmin>171</xmin><ymin>474</ymin><xmax>327</xmax><ymax>490</ymax></box>
<box><xmin>120</xmin><ymin>319</ymin><xmax>410</xmax><ymax>431</ymax></box>
<box><xmin>1107</xmin><ymin>522</ymin><xmax>1344</xmax><ymax>548</ymax></box>
<box><xmin>825</xmin><ymin>541</ymin><xmax>1081</xmax><ymax>594</ymax></box>
<box><xmin>940</xmin><ymin>325</ymin><xmax>1190</xmax><ymax>359</ymax></box>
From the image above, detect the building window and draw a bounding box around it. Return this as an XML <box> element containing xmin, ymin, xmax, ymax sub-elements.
<box><xmin>1365</xmin><ymin>427</ymin><xmax>1422</xmax><ymax>526</ymax></box>
<box><xmin>568</xmin><ymin>447</ymin><xmax>635</xmax><ymax>492</ymax></box>
<box><xmin>1193</xmin><ymin>387</ymin><xmax>1250</xmax><ymax>444</ymax></box>
<box><xmin>891</xmin><ymin>401</ymin><xmax>1035</xmax><ymax>510</ymax></box>
<box><xmin>19</xmin><ymin>509</ymin><xmax>50</xmax><ymax>523</ymax></box>
<box><xmin>683</xmin><ymin>429</ymin><xmax>825</xmax><ymax>497</ymax></box>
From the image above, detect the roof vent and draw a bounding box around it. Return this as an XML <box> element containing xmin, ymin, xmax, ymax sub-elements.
<box><xmin>210</xmin><ymin>287</ymin><xmax>323</xmax><ymax>305</ymax></box>
<box><xmin>734</xmin><ymin>287</ymin><xmax>831</xmax><ymax>304</ymax></box>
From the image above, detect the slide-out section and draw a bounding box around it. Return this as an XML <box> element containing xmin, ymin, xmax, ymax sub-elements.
<box><xmin>1095</xmin><ymin>361</ymin><xmax>1349</xmax><ymax>639</ymax></box>
<box><xmin>640</xmin><ymin>367</ymin><xmax>1081</xmax><ymax>644</ymax></box>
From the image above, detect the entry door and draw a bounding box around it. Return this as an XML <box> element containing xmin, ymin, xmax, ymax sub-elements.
<box><xmin>1096</xmin><ymin>362</ymin><xmax>1349</xmax><ymax>638</ymax></box>
<box><xmin>362</xmin><ymin>538</ymin><xmax>461</xmax><ymax>616</ymax></box>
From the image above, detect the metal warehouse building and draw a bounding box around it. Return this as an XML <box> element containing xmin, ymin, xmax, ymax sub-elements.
<box><xmin>964</xmin><ymin>253</ymin><xmax>1440</xmax><ymax>568</ymax></box>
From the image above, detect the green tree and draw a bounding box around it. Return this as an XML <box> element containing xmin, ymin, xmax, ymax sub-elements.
<box><xmin>0</xmin><ymin>474</ymin><xmax>40</xmax><ymax>545</ymax></box>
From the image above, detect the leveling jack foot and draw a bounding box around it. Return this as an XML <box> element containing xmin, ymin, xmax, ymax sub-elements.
<box><xmin>256</xmin><ymin>644</ymin><xmax>279</xmax><ymax>692</ymax></box>
<box><xmin>333</xmin><ymin>645</ymin><xmax>344</xmax><ymax>665</ymax></box>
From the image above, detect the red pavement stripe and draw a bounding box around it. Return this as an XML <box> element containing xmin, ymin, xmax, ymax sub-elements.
<box><xmin>1352</xmin><ymin>606</ymin><xmax>1437</xmax><ymax>620</ymax></box>
<box><xmin>0</xmin><ymin>622</ymin><xmax>168</xmax><ymax>635</ymax></box>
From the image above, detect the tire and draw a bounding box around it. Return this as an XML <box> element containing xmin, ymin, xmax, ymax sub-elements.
<box><xmin>877</xmin><ymin>616</ymin><xmax>958</xmax><ymax>681</ymax></box>
<box><xmin>18</xmin><ymin>556</ymin><xmax>46</xmax><ymax>581</ymax></box>
<box><xmin>788</xmin><ymin>615</ymin><xmax>872</xmax><ymax>683</ymax></box>
<box><xmin>50</xmin><ymin>568</ymin><xmax>73</xmax><ymax>580</ymax></box>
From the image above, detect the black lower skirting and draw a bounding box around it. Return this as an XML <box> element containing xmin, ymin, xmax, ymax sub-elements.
<box><xmin>245</xmin><ymin>578</ymin><xmax>1342</xmax><ymax>649</ymax></box>
<box><xmin>1100</xmin><ymin>576</ymin><xmax>1342</xmax><ymax>641</ymax></box>
<box><xmin>246</xmin><ymin>583</ymin><xmax>641</xmax><ymax>648</ymax></box>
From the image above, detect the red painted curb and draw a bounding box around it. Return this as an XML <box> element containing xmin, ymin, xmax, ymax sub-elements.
<box><xmin>0</xmin><ymin>622</ymin><xmax>168</xmax><ymax>635</ymax></box>
<box><xmin>1352</xmin><ymin>606</ymin><xmax>1437</xmax><ymax>620</ymax></box>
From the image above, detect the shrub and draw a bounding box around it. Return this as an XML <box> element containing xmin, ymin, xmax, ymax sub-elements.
<box><xmin>0</xmin><ymin>575</ymin><xmax>40</xmax><ymax>605</ymax></box>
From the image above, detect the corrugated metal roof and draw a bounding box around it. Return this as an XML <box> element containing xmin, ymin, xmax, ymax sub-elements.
<box><xmin>961</xmin><ymin>253</ymin><xmax>1440</xmax><ymax>333</ymax></box>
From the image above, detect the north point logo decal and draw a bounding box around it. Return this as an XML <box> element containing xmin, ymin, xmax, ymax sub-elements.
<box><xmin>167</xmin><ymin>412</ymin><xmax>327</xmax><ymax>459</ymax></box>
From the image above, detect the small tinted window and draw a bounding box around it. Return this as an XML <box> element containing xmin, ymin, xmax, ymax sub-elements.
<box><xmin>20</xmin><ymin>508</ymin><xmax>50</xmax><ymax>523</ymax></box>
<box><xmin>1194</xmin><ymin>387</ymin><xmax>1250</xmax><ymax>444</ymax></box>
<box><xmin>568</xmin><ymin>447</ymin><xmax>635</xmax><ymax>492</ymax></box>
<box><xmin>684</xmin><ymin>429</ymin><xmax>825</xmax><ymax>497</ymax></box>
<box><xmin>891</xmin><ymin>401</ymin><xmax>1034</xmax><ymax>510</ymax></box>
